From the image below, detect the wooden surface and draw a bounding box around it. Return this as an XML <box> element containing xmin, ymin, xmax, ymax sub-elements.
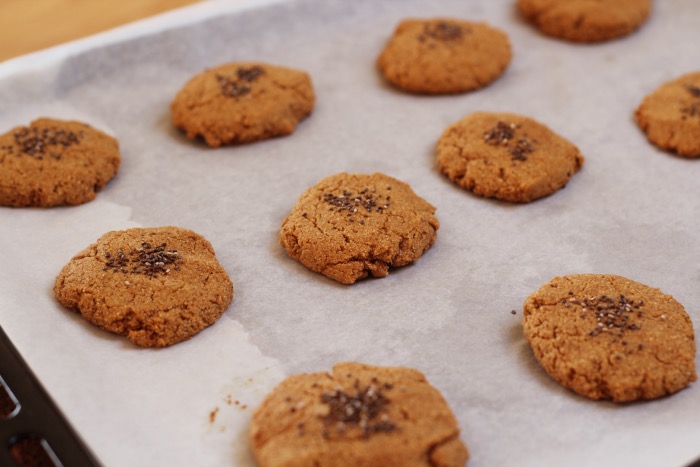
<box><xmin>0</xmin><ymin>0</ymin><xmax>201</xmax><ymax>62</ymax></box>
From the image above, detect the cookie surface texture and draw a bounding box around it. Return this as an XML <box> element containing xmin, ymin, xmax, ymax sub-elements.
<box><xmin>517</xmin><ymin>0</ymin><xmax>652</xmax><ymax>42</ymax></box>
<box><xmin>0</xmin><ymin>118</ymin><xmax>120</xmax><ymax>207</ymax></box>
<box><xmin>635</xmin><ymin>71</ymin><xmax>700</xmax><ymax>158</ymax></box>
<box><xmin>250</xmin><ymin>362</ymin><xmax>469</xmax><ymax>467</ymax></box>
<box><xmin>54</xmin><ymin>226</ymin><xmax>233</xmax><ymax>347</ymax></box>
<box><xmin>279</xmin><ymin>172</ymin><xmax>439</xmax><ymax>284</ymax></box>
<box><xmin>436</xmin><ymin>112</ymin><xmax>583</xmax><ymax>203</ymax></box>
<box><xmin>171</xmin><ymin>62</ymin><xmax>315</xmax><ymax>147</ymax></box>
<box><xmin>523</xmin><ymin>274</ymin><xmax>697</xmax><ymax>402</ymax></box>
<box><xmin>376</xmin><ymin>18</ymin><xmax>511</xmax><ymax>94</ymax></box>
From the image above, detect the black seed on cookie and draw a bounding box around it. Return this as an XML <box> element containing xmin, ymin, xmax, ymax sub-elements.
<box><xmin>237</xmin><ymin>66</ymin><xmax>265</xmax><ymax>82</ymax></box>
<box><xmin>422</xmin><ymin>21</ymin><xmax>465</xmax><ymax>41</ymax></box>
<box><xmin>685</xmin><ymin>84</ymin><xmax>700</xmax><ymax>98</ymax></box>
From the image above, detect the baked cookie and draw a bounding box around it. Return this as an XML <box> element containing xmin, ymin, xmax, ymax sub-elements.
<box><xmin>635</xmin><ymin>71</ymin><xmax>700</xmax><ymax>158</ymax></box>
<box><xmin>523</xmin><ymin>274</ymin><xmax>697</xmax><ymax>402</ymax></box>
<box><xmin>279</xmin><ymin>173</ymin><xmax>439</xmax><ymax>284</ymax></box>
<box><xmin>0</xmin><ymin>118</ymin><xmax>120</xmax><ymax>207</ymax></box>
<box><xmin>517</xmin><ymin>0</ymin><xmax>652</xmax><ymax>43</ymax></box>
<box><xmin>376</xmin><ymin>18</ymin><xmax>511</xmax><ymax>94</ymax></box>
<box><xmin>250</xmin><ymin>362</ymin><xmax>469</xmax><ymax>467</ymax></box>
<box><xmin>436</xmin><ymin>112</ymin><xmax>584</xmax><ymax>203</ymax></box>
<box><xmin>54</xmin><ymin>226</ymin><xmax>233</xmax><ymax>347</ymax></box>
<box><xmin>171</xmin><ymin>62</ymin><xmax>315</xmax><ymax>147</ymax></box>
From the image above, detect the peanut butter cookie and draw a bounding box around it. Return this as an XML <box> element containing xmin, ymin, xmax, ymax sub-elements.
<box><xmin>517</xmin><ymin>0</ymin><xmax>652</xmax><ymax>43</ymax></box>
<box><xmin>171</xmin><ymin>62</ymin><xmax>315</xmax><ymax>147</ymax></box>
<box><xmin>279</xmin><ymin>173</ymin><xmax>439</xmax><ymax>284</ymax></box>
<box><xmin>250</xmin><ymin>362</ymin><xmax>469</xmax><ymax>467</ymax></box>
<box><xmin>523</xmin><ymin>274</ymin><xmax>697</xmax><ymax>402</ymax></box>
<box><xmin>436</xmin><ymin>112</ymin><xmax>584</xmax><ymax>203</ymax></box>
<box><xmin>0</xmin><ymin>118</ymin><xmax>120</xmax><ymax>207</ymax></box>
<box><xmin>377</xmin><ymin>18</ymin><xmax>511</xmax><ymax>94</ymax></box>
<box><xmin>54</xmin><ymin>226</ymin><xmax>233</xmax><ymax>347</ymax></box>
<box><xmin>636</xmin><ymin>71</ymin><xmax>700</xmax><ymax>158</ymax></box>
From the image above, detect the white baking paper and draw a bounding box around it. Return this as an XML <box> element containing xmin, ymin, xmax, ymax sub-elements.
<box><xmin>0</xmin><ymin>0</ymin><xmax>699</xmax><ymax>466</ymax></box>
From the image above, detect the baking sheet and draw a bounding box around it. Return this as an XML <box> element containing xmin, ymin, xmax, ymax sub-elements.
<box><xmin>1</xmin><ymin>0</ymin><xmax>699</xmax><ymax>466</ymax></box>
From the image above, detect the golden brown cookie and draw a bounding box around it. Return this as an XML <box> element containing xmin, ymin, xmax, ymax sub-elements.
<box><xmin>54</xmin><ymin>226</ymin><xmax>233</xmax><ymax>347</ymax></box>
<box><xmin>523</xmin><ymin>274</ymin><xmax>697</xmax><ymax>402</ymax></box>
<box><xmin>0</xmin><ymin>118</ymin><xmax>120</xmax><ymax>207</ymax></box>
<box><xmin>171</xmin><ymin>62</ymin><xmax>315</xmax><ymax>147</ymax></box>
<box><xmin>436</xmin><ymin>112</ymin><xmax>584</xmax><ymax>203</ymax></box>
<box><xmin>517</xmin><ymin>0</ymin><xmax>652</xmax><ymax>43</ymax></box>
<box><xmin>279</xmin><ymin>173</ymin><xmax>439</xmax><ymax>284</ymax></box>
<box><xmin>376</xmin><ymin>18</ymin><xmax>511</xmax><ymax>94</ymax></box>
<box><xmin>635</xmin><ymin>71</ymin><xmax>700</xmax><ymax>158</ymax></box>
<box><xmin>250</xmin><ymin>362</ymin><xmax>469</xmax><ymax>467</ymax></box>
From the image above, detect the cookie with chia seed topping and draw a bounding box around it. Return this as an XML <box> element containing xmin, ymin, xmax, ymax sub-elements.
<box><xmin>436</xmin><ymin>112</ymin><xmax>584</xmax><ymax>203</ymax></box>
<box><xmin>523</xmin><ymin>274</ymin><xmax>697</xmax><ymax>402</ymax></box>
<box><xmin>517</xmin><ymin>0</ymin><xmax>652</xmax><ymax>43</ymax></box>
<box><xmin>279</xmin><ymin>172</ymin><xmax>439</xmax><ymax>284</ymax></box>
<box><xmin>250</xmin><ymin>362</ymin><xmax>469</xmax><ymax>467</ymax></box>
<box><xmin>53</xmin><ymin>226</ymin><xmax>233</xmax><ymax>347</ymax></box>
<box><xmin>376</xmin><ymin>18</ymin><xmax>511</xmax><ymax>94</ymax></box>
<box><xmin>635</xmin><ymin>71</ymin><xmax>700</xmax><ymax>158</ymax></box>
<box><xmin>171</xmin><ymin>62</ymin><xmax>315</xmax><ymax>147</ymax></box>
<box><xmin>0</xmin><ymin>118</ymin><xmax>120</xmax><ymax>207</ymax></box>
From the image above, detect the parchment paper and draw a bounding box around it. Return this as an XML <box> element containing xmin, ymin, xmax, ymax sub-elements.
<box><xmin>1</xmin><ymin>0</ymin><xmax>699</xmax><ymax>466</ymax></box>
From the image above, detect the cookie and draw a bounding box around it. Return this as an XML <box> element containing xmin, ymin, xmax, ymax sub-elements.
<box><xmin>54</xmin><ymin>226</ymin><xmax>233</xmax><ymax>347</ymax></box>
<box><xmin>376</xmin><ymin>18</ymin><xmax>511</xmax><ymax>94</ymax></box>
<box><xmin>436</xmin><ymin>112</ymin><xmax>584</xmax><ymax>203</ymax></box>
<box><xmin>171</xmin><ymin>62</ymin><xmax>315</xmax><ymax>147</ymax></box>
<box><xmin>635</xmin><ymin>71</ymin><xmax>700</xmax><ymax>158</ymax></box>
<box><xmin>250</xmin><ymin>362</ymin><xmax>469</xmax><ymax>467</ymax></box>
<box><xmin>523</xmin><ymin>274</ymin><xmax>697</xmax><ymax>402</ymax></box>
<box><xmin>517</xmin><ymin>0</ymin><xmax>652</xmax><ymax>43</ymax></box>
<box><xmin>279</xmin><ymin>173</ymin><xmax>439</xmax><ymax>284</ymax></box>
<box><xmin>0</xmin><ymin>118</ymin><xmax>120</xmax><ymax>207</ymax></box>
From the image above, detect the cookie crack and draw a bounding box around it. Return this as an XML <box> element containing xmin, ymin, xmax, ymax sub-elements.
<box><xmin>426</xmin><ymin>430</ymin><xmax>462</xmax><ymax>467</ymax></box>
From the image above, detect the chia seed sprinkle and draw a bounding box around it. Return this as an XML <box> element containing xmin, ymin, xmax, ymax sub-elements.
<box><xmin>320</xmin><ymin>383</ymin><xmax>396</xmax><ymax>438</ymax></box>
<box><xmin>420</xmin><ymin>21</ymin><xmax>465</xmax><ymax>41</ymax></box>
<box><xmin>685</xmin><ymin>84</ymin><xmax>700</xmax><ymax>98</ymax></box>
<box><xmin>237</xmin><ymin>66</ymin><xmax>265</xmax><ymax>82</ymax></box>
<box><xmin>12</xmin><ymin>126</ymin><xmax>81</xmax><ymax>159</ymax></box>
<box><xmin>484</xmin><ymin>121</ymin><xmax>535</xmax><ymax>161</ymax></box>
<box><xmin>103</xmin><ymin>242</ymin><xmax>183</xmax><ymax>277</ymax></box>
<box><xmin>217</xmin><ymin>66</ymin><xmax>266</xmax><ymax>98</ymax></box>
<box><xmin>561</xmin><ymin>294</ymin><xmax>644</xmax><ymax>337</ymax></box>
<box><xmin>323</xmin><ymin>187</ymin><xmax>391</xmax><ymax>223</ymax></box>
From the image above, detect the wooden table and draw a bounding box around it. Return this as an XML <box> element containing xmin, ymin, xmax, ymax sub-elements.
<box><xmin>0</xmin><ymin>0</ymin><xmax>201</xmax><ymax>62</ymax></box>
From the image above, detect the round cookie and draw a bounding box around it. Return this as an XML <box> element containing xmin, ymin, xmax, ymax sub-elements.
<box><xmin>376</xmin><ymin>18</ymin><xmax>511</xmax><ymax>94</ymax></box>
<box><xmin>436</xmin><ymin>112</ymin><xmax>584</xmax><ymax>203</ymax></box>
<box><xmin>517</xmin><ymin>0</ymin><xmax>652</xmax><ymax>43</ymax></box>
<box><xmin>250</xmin><ymin>362</ymin><xmax>469</xmax><ymax>467</ymax></box>
<box><xmin>523</xmin><ymin>274</ymin><xmax>697</xmax><ymax>402</ymax></box>
<box><xmin>635</xmin><ymin>71</ymin><xmax>700</xmax><ymax>158</ymax></box>
<box><xmin>54</xmin><ymin>226</ymin><xmax>233</xmax><ymax>347</ymax></box>
<box><xmin>171</xmin><ymin>62</ymin><xmax>315</xmax><ymax>147</ymax></box>
<box><xmin>0</xmin><ymin>118</ymin><xmax>120</xmax><ymax>207</ymax></box>
<box><xmin>279</xmin><ymin>172</ymin><xmax>439</xmax><ymax>284</ymax></box>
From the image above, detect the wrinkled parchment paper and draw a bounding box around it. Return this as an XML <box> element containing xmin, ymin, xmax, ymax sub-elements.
<box><xmin>1</xmin><ymin>0</ymin><xmax>699</xmax><ymax>465</ymax></box>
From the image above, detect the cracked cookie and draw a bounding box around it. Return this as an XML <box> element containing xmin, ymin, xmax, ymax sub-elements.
<box><xmin>54</xmin><ymin>226</ymin><xmax>233</xmax><ymax>347</ymax></box>
<box><xmin>517</xmin><ymin>0</ymin><xmax>652</xmax><ymax>43</ymax></box>
<box><xmin>523</xmin><ymin>274</ymin><xmax>697</xmax><ymax>402</ymax></box>
<box><xmin>171</xmin><ymin>62</ymin><xmax>315</xmax><ymax>147</ymax></box>
<box><xmin>436</xmin><ymin>112</ymin><xmax>584</xmax><ymax>203</ymax></box>
<box><xmin>0</xmin><ymin>118</ymin><xmax>120</xmax><ymax>207</ymax></box>
<box><xmin>279</xmin><ymin>172</ymin><xmax>439</xmax><ymax>284</ymax></box>
<box><xmin>376</xmin><ymin>18</ymin><xmax>511</xmax><ymax>94</ymax></box>
<box><xmin>250</xmin><ymin>362</ymin><xmax>469</xmax><ymax>467</ymax></box>
<box><xmin>635</xmin><ymin>71</ymin><xmax>700</xmax><ymax>158</ymax></box>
